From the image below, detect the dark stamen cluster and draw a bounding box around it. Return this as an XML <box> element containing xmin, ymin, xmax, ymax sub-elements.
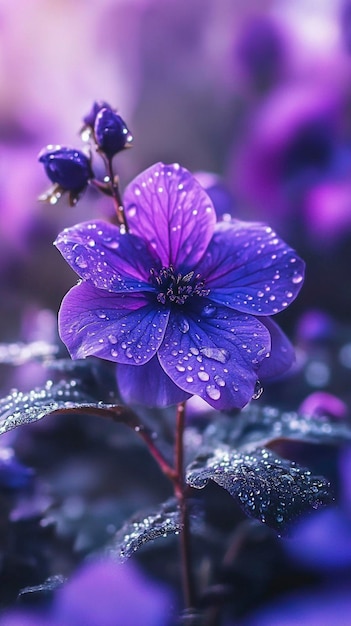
<box><xmin>150</xmin><ymin>266</ymin><xmax>210</xmax><ymax>305</ymax></box>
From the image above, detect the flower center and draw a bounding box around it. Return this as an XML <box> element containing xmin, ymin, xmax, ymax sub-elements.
<box><xmin>150</xmin><ymin>266</ymin><xmax>210</xmax><ymax>305</ymax></box>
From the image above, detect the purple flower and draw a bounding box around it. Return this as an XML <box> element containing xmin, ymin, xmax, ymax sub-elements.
<box><xmin>39</xmin><ymin>146</ymin><xmax>93</xmax><ymax>193</ymax></box>
<box><xmin>242</xmin><ymin>587</ymin><xmax>351</xmax><ymax>626</ymax></box>
<box><xmin>235</xmin><ymin>15</ymin><xmax>287</xmax><ymax>90</ymax></box>
<box><xmin>0</xmin><ymin>558</ymin><xmax>174</xmax><ymax>626</ymax></box>
<box><xmin>55</xmin><ymin>162</ymin><xmax>304</xmax><ymax>409</ymax></box>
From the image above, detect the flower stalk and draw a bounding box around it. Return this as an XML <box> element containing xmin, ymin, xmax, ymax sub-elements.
<box><xmin>106</xmin><ymin>157</ymin><xmax>129</xmax><ymax>232</ymax></box>
<box><xmin>174</xmin><ymin>401</ymin><xmax>196</xmax><ymax>611</ymax></box>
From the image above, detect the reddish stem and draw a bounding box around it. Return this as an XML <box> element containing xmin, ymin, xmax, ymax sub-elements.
<box><xmin>106</xmin><ymin>157</ymin><xmax>129</xmax><ymax>231</ymax></box>
<box><xmin>174</xmin><ymin>401</ymin><xmax>196</xmax><ymax>610</ymax></box>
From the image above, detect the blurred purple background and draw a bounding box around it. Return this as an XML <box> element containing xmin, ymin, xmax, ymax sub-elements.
<box><xmin>2</xmin><ymin>0</ymin><xmax>351</xmax><ymax>346</ymax></box>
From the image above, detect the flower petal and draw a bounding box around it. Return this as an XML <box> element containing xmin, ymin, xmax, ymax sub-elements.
<box><xmin>158</xmin><ymin>301</ymin><xmax>271</xmax><ymax>410</ymax></box>
<box><xmin>117</xmin><ymin>356</ymin><xmax>191</xmax><ymax>408</ymax></box>
<box><xmin>58</xmin><ymin>282</ymin><xmax>169</xmax><ymax>364</ymax></box>
<box><xmin>257</xmin><ymin>317</ymin><xmax>295</xmax><ymax>381</ymax></box>
<box><xmin>55</xmin><ymin>220</ymin><xmax>160</xmax><ymax>293</ymax></box>
<box><xmin>123</xmin><ymin>162</ymin><xmax>216</xmax><ymax>269</ymax></box>
<box><xmin>195</xmin><ymin>220</ymin><xmax>305</xmax><ymax>315</ymax></box>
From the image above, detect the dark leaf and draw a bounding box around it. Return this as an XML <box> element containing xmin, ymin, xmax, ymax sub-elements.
<box><xmin>106</xmin><ymin>498</ymin><xmax>182</xmax><ymax>562</ymax></box>
<box><xmin>186</xmin><ymin>446</ymin><xmax>332</xmax><ymax>533</ymax></box>
<box><xmin>18</xmin><ymin>575</ymin><xmax>66</xmax><ymax>602</ymax></box>
<box><xmin>201</xmin><ymin>405</ymin><xmax>351</xmax><ymax>453</ymax></box>
<box><xmin>0</xmin><ymin>379</ymin><xmax>141</xmax><ymax>436</ymax></box>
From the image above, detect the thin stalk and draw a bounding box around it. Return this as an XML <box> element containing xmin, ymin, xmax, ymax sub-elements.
<box><xmin>106</xmin><ymin>157</ymin><xmax>129</xmax><ymax>231</ymax></box>
<box><xmin>174</xmin><ymin>401</ymin><xmax>196</xmax><ymax>610</ymax></box>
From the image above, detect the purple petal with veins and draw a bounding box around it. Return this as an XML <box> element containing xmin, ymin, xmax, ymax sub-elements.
<box><xmin>195</xmin><ymin>220</ymin><xmax>305</xmax><ymax>315</ymax></box>
<box><xmin>158</xmin><ymin>300</ymin><xmax>271</xmax><ymax>410</ymax></box>
<box><xmin>118</xmin><ymin>356</ymin><xmax>191</xmax><ymax>407</ymax></box>
<box><xmin>58</xmin><ymin>282</ymin><xmax>169</xmax><ymax>364</ymax></box>
<box><xmin>55</xmin><ymin>220</ymin><xmax>160</xmax><ymax>293</ymax></box>
<box><xmin>123</xmin><ymin>162</ymin><xmax>216</xmax><ymax>269</ymax></box>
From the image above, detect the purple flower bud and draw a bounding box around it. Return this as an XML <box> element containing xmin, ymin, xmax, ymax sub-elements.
<box><xmin>39</xmin><ymin>146</ymin><xmax>93</xmax><ymax>192</ymax></box>
<box><xmin>94</xmin><ymin>108</ymin><xmax>133</xmax><ymax>158</ymax></box>
<box><xmin>82</xmin><ymin>100</ymin><xmax>112</xmax><ymax>129</ymax></box>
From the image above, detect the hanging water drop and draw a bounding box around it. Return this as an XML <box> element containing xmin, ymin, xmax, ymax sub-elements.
<box><xmin>205</xmin><ymin>385</ymin><xmax>221</xmax><ymax>400</ymax></box>
<box><xmin>252</xmin><ymin>380</ymin><xmax>264</xmax><ymax>400</ymax></box>
<box><xmin>178</xmin><ymin>317</ymin><xmax>190</xmax><ymax>334</ymax></box>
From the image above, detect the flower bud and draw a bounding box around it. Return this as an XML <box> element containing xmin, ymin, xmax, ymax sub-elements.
<box><xmin>94</xmin><ymin>108</ymin><xmax>133</xmax><ymax>158</ymax></box>
<box><xmin>82</xmin><ymin>100</ymin><xmax>112</xmax><ymax>134</ymax></box>
<box><xmin>39</xmin><ymin>146</ymin><xmax>93</xmax><ymax>192</ymax></box>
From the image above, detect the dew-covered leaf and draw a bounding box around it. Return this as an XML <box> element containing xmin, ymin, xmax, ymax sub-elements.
<box><xmin>0</xmin><ymin>340</ymin><xmax>59</xmax><ymax>365</ymax></box>
<box><xmin>201</xmin><ymin>405</ymin><xmax>351</xmax><ymax>454</ymax></box>
<box><xmin>0</xmin><ymin>379</ymin><xmax>141</xmax><ymax>436</ymax></box>
<box><xmin>186</xmin><ymin>446</ymin><xmax>332</xmax><ymax>533</ymax></box>
<box><xmin>18</xmin><ymin>574</ymin><xmax>66</xmax><ymax>601</ymax></box>
<box><xmin>106</xmin><ymin>499</ymin><xmax>182</xmax><ymax>562</ymax></box>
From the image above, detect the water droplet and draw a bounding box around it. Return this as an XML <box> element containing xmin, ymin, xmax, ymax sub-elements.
<box><xmin>108</xmin><ymin>334</ymin><xmax>117</xmax><ymax>344</ymax></box>
<box><xmin>176</xmin><ymin>365</ymin><xmax>186</xmax><ymax>372</ymax></box>
<box><xmin>197</xmin><ymin>371</ymin><xmax>210</xmax><ymax>382</ymax></box>
<box><xmin>292</xmin><ymin>274</ymin><xmax>303</xmax><ymax>284</ymax></box>
<box><xmin>205</xmin><ymin>385</ymin><xmax>221</xmax><ymax>400</ymax></box>
<box><xmin>201</xmin><ymin>304</ymin><xmax>217</xmax><ymax>318</ymax></box>
<box><xmin>96</xmin><ymin>311</ymin><xmax>107</xmax><ymax>319</ymax></box>
<box><xmin>214</xmin><ymin>374</ymin><xmax>226</xmax><ymax>387</ymax></box>
<box><xmin>200</xmin><ymin>347</ymin><xmax>230</xmax><ymax>363</ymax></box>
<box><xmin>186</xmin><ymin>375</ymin><xmax>194</xmax><ymax>383</ymax></box>
<box><xmin>106</xmin><ymin>240</ymin><xmax>119</xmax><ymax>249</ymax></box>
<box><xmin>252</xmin><ymin>380</ymin><xmax>264</xmax><ymax>400</ymax></box>
<box><xmin>178</xmin><ymin>318</ymin><xmax>190</xmax><ymax>334</ymax></box>
<box><xmin>75</xmin><ymin>255</ymin><xmax>88</xmax><ymax>269</ymax></box>
<box><xmin>128</xmin><ymin>206</ymin><xmax>137</xmax><ymax>218</ymax></box>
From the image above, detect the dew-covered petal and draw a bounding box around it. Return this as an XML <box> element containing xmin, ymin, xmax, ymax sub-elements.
<box><xmin>123</xmin><ymin>162</ymin><xmax>216</xmax><ymax>269</ymax></box>
<box><xmin>257</xmin><ymin>317</ymin><xmax>295</xmax><ymax>381</ymax></box>
<box><xmin>55</xmin><ymin>220</ymin><xmax>160</xmax><ymax>293</ymax></box>
<box><xmin>117</xmin><ymin>356</ymin><xmax>191</xmax><ymax>408</ymax></box>
<box><xmin>158</xmin><ymin>301</ymin><xmax>271</xmax><ymax>410</ymax></box>
<box><xmin>58</xmin><ymin>282</ymin><xmax>169</xmax><ymax>364</ymax></box>
<box><xmin>195</xmin><ymin>220</ymin><xmax>305</xmax><ymax>315</ymax></box>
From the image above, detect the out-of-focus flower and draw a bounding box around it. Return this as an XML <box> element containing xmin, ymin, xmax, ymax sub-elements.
<box><xmin>231</xmin><ymin>84</ymin><xmax>346</xmax><ymax>223</ymax></box>
<box><xmin>0</xmin><ymin>558</ymin><xmax>174</xmax><ymax>626</ymax></box>
<box><xmin>299</xmin><ymin>391</ymin><xmax>348</xmax><ymax>420</ymax></box>
<box><xmin>234</xmin><ymin>14</ymin><xmax>288</xmax><ymax>91</ymax></box>
<box><xmin>55</xmin><ymin>162</ymin><xmax>304</xmax><ymax>409</ymax></box>
<box><xmin>0</xmin><ymin>448</ymin><xmax>33</xmax><ymax>490</ymax></box>
<box><xmin>94</xmin><ymin>108</ymin><xmax>133</xmax><ymax>158</ymax></box>
<box><xmin>229</xmin><ymin>78</ymin><xmax>351</xmax><ymax>252</ymax></box>
<box><xmin>242</xmin><ymin>587</ymin><xmax>351</xmax><ymax>626</ymax></box>
<box><xmin>194</xmin><ymin>171</ymin><xmax>235</xmax><ymax>220</ymax></box>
